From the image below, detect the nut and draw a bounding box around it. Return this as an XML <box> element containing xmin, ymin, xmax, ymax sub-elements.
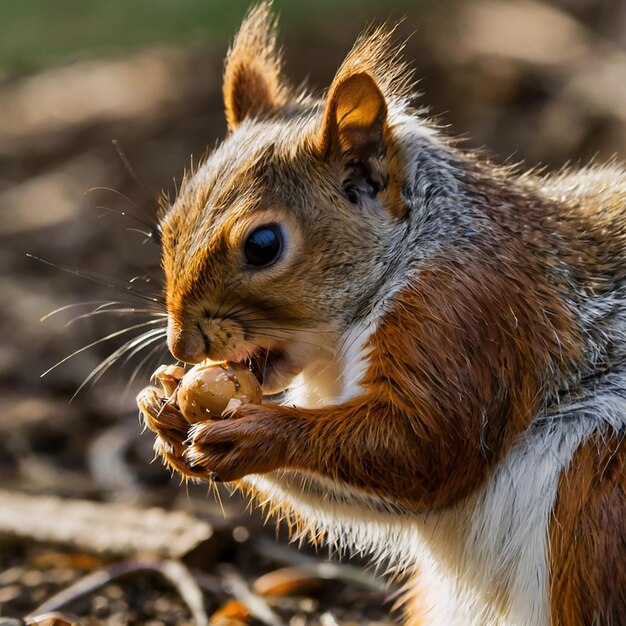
<box><xmin>177</xmin><ymin>361</ymin><xmax>262</xmax><ymax>423</ymax></box>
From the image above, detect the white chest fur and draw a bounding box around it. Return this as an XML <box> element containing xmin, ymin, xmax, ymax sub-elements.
<box><xmin>247</xmin><ymin>320</ymin><xmax>626</xmax><ymax>625</ymax></box>
<box><xmin>285</xmin><ymin>316</ymin><xmax>377</xmax><ymax>408</ymax></box>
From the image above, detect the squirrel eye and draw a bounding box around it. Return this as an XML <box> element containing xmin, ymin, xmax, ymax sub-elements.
<box><xmin>243</xmin><ymin>223</ymin><xmax>284</xmax><ymax>268</ymax></box>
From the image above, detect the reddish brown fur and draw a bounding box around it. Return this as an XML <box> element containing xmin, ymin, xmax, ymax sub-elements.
<box><xmin>549</xmin><ymin>431</ymin><xmax>626</xmax><ymax>625</ymax></box>
<box><xmin>182</xmin><ymin>249</ymin><xmax>579</xmax><ymax>510</ymax></box>
<box><xmin>137</xmin><ymin>6</ymin><xmax>626</xmax><ymax>624</ymax></box>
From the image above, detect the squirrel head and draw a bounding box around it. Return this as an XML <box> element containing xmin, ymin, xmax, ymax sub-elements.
<box><xmin>160</xmin><ymin>3</ymin><xmax>417</xmax><ymax>392</ymax></box>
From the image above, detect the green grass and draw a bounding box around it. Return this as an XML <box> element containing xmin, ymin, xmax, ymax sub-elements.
<box><xmin>0</xmin><ymin>0</ymin><xmax>419</xmax><ymax>78</ymax></box>
<box><xmin>0</xmin><ymin>0</ymin><xmax>251</xmax><ymax>77</ymax></box>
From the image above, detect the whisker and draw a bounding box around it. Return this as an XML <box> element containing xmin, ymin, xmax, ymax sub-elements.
<box><xmin>121</xmin><ymin>339</ymin><xmax>169</xmax><ymax>402</ymax></box>
<box><xmin>88</xmin><ymin>300</ymin><xmax>163</xmax><ymax>317</ymax></box>
<box><xmin>41</xmin><ymin>319</ymin><xmax>166</xmax><ymax>378</ymax></box>
<box><xmin>224</xmin><ymin>302</ymin><xmax>289</xmax><ymax>320</ymax></box>
<box><xmin>66</xmin><ymin>308</ymin><xmax>165</xmax><ymax>327</ymax></box>
<box><xmin>261</xmin><ymin>348</ymin><xmax>271</xmax><ymax>383</ymax></box>
<box><xmin>40</xmin><ymin>300</ymin><xmax>126</xmax><ymax>322</ymax></box>
<box><xmin>261</xmin><ymin>348</ymin><xmax>286</xmax><ymax>388</ymax></box>
<box><xmin>214</xmin><ymin>296</ymin><xmax>335</xmax><ymax>335</ymax></box>
<box><xmin>213</xmin><ymin>278</ymin><xmax>245</xmax><ymax>320</ymax></box>
<box><xmin>129</xmin><ymin>274</ymin><xmax>162</xmax><ymax>287</ymax></box>
<box><xmin>95</xmin><ymin>205</ymin><xmax>157</xmax><ymax>233</ymax></box>
<box><xmin>229</xmin><ymin>303</ymin><xmax>331</xmax><ymax>328</ymax></box>
<box><xmin>248</xmin><ymin>331</ymin><xmax>335</xmax><ymax>353</ymax></box>
<box><xmin>120</xmin><ymin>330</ymin><xmax>167</xmax><ymax>369</ymax></box>
<box><xmin>225</xmin><ymin>308</ymin><xmax>333</xmax><ymax>329</ymax></box>
<box><xmin>84</xmin><ymin>186</ymin><xmax>140</xmax><ymax>210</ymax></box>
<box><xmin>143</xmin><ymin>344</ymin><xmax>172</xmax><ymax>390</ymax></box>
<box><xmin>216</xmin><ymin>296</ymin><xmax>314</xmax><ymax>322</ymax></box>
<box><xmin>126</xmin><ymin>227</ymin><xmax>156</xmax><ymax>242</ymax></box>
<box><xmin>26</xmin><ymin>254</ymin><xmax>163</xmax><ymax>304</ymax></box>
<box><xmin>245</xmin><ymin>327</ymin><xmax>307</xmax><ymax>336</ymax></box>
<box><xmin>70</xmin><ymin>327</ymin><xmax>167</xmax><ymax>401</ymax></box>
<box><xmin>119</xmin><ymin>344</ymin><xmax>167</xmax><ymax>414</ymax></box>
<box><xmin>246</xmin><ymin>325</ymin><xmax>335</xmax><ymax>336</ymax></box>
<box><xmin>112</xmin><ymin>139</ymin><xmax>150</xmax><ymax>198</ymax></box>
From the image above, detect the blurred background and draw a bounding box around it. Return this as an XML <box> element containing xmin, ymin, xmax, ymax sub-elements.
<box><xmin>1</xmin><ymin>1</ymin><xmax>625</xmax><ymax>624</ymax></box>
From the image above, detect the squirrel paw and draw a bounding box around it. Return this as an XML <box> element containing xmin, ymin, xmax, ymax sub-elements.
<box><xmin>185</xmin><ymin>406</ymin><xmax>289</xmax><ymax>482</ymax></box>
<box><xmin>136</xmin><ymin>385</ymin><xmax>206</xmax><ymax>479</ymax></box>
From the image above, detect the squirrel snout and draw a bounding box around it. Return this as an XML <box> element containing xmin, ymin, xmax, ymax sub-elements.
<box><xmin>167</xmin><ymin>315</ymin><xmax>246</xmax><ymax>364</ymax></box>
<box><xmin>167</xmin><ymin>322</ymin><xmax>208</xmax><ymax>365</ymax></box>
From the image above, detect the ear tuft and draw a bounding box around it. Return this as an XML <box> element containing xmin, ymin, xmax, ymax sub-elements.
<box><xmin>318</xmin><ymin>24</ymin><xmax>413</xmax><ymax>158</ymax></box>
<box><xmin>223</xmin><ymin>2</ymin><xmax>289</xmax><ymax>132</ymax></box>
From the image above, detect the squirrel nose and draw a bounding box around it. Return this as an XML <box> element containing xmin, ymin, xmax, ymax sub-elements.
<box><xmin>167</xmin><ymin>323</ymin><xmax>209</xmax><ymax>364</ymax></box>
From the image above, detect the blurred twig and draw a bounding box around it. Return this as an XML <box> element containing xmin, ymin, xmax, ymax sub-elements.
<box><xmin>26</xmin><ymin>559</ymin><xmax>208</xmax><ymax>626</ymax></box>
<box><xmin>0</xmin><ymin>489</ymin><xmax>213</xmax><ymax>558</ymax></box>
<box><xmin>220</xmin><ymin>565</ymin><xmax>283</xmax><ymax>626</ymax></box>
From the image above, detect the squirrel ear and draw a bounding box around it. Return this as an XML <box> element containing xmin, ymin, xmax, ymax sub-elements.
<box><xmin>319</xmin><ymin>71</ymin><xmax>387</xmax><ymax>160</ymax></box>
<box><xmin>223</xmin><ymin>3</ymin><xmax>288</xmax><ymax>132</ymax></box>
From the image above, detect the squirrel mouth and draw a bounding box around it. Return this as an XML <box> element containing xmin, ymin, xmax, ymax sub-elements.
<box><xmin>235</xmin><ymin>346</ymin><xmax>300</xmax><ymax>395</ymax></box>
<box><xmin>243</xmin><ymin>348</ymin><xmax>287</xmax><ymax>387</ymax></box>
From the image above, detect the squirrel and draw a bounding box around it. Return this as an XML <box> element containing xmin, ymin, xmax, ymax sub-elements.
<box><xmin>137</xmin><ymin>3</ymin><xmax>626</xmax><ymax>625</ymax></box>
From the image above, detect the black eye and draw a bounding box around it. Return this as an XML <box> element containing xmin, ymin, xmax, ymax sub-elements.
<box><xmin>243</xmin><ymin>223</ymin><xmax>284</xmax><ymax>267</ymax></box>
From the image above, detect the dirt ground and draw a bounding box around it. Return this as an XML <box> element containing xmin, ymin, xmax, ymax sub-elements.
<box><xmin>1</xmin><ymin>1</ymin><xmax>625</xmax><ymax>624</ymax></box>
